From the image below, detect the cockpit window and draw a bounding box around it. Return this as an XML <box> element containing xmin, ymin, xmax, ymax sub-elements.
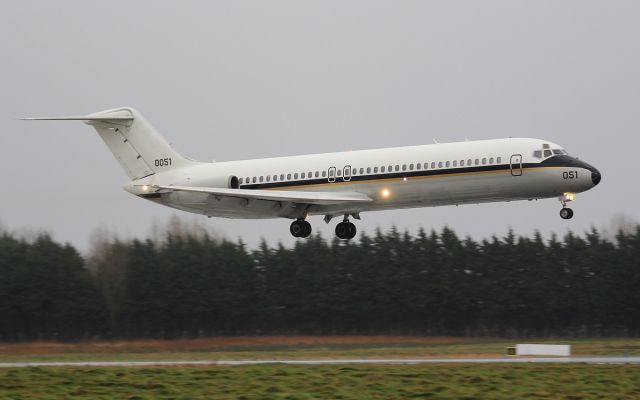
<box><xmin>534</xmin><ymin>147</ymin><xmax>568</xmax><ymax>159</ymax></box>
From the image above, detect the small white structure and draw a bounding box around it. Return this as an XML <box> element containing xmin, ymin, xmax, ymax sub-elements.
<box><xmin>516</xmin><ymin>344</ymin><xmax>571</xmax><ymax>356</ymax></box>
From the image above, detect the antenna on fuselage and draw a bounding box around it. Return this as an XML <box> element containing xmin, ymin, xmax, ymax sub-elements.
<box><xmin>433</xmin><ymin>138</ymin><xmax>440</xmax><ymax>144</ymax></box>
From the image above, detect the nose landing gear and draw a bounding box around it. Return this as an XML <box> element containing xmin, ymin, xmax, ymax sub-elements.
<box><xmin>559</xmin><ymin>193</ymin><xmax>575</xmax><ymax>220</ymax></box>
<box><xmin>290</xmin><ymin>218</ymin><xmax>312</xmax><ymax>238</ymax></box>
<box><xmin>560</xmin><ymin>207</ymin><xmax>574</xmax><ymax>220</ymax></box>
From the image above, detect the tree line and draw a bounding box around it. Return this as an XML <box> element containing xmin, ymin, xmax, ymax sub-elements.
<box><xmin>1</xmin><ymin>224</ymin><xmax>639</xmax><ymax>341</ymax></box>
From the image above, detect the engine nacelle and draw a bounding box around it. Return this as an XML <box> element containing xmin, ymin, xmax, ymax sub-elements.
<box><xmin>189</xmin><ymin>175</ymin><xmax>239</xmax><ymax>189</ymax></box>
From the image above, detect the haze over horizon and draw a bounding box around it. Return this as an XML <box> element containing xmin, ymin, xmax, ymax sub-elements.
<box><xmin>1</xmin><ymin>1</ymin><xmax>638</xmax><ymax>251</ymax></box>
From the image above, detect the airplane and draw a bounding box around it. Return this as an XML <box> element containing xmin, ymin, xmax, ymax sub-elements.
<box><xmin>24</xmin><ymin>107</ymin><xmax>601</xmax><ymax>239</ymax></box>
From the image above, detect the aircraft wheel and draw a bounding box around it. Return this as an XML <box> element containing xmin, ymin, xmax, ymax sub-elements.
<box><xmin>346</xmin><ymin>222</ymin><xmax>357</xmax><ymax>239</ymax></box>
<box><xmin>301</xmin><ymin>220</ymin><xmax>312</xmax><ymax>238</ymax></box>
<box><xmin>560</xmin><ymin>208</ymin><xmax>574</xmax><ymax>220</ymax></box>
<box><xmin>290</xmin><ymin>220</ymin><xmax>312</xmax><ymax>238</ymax></box>
<box><xmin>335</xmin><ymin>222</ymin><xmax>350</xmax><ymax>239</ymax></box>
<box><xmin>290</xmin><ymin>220</ymin><xmax>304</xmax><ymax>237</ymax></box>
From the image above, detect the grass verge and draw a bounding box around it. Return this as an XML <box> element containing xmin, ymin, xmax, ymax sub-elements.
<box><xmin>1</xmin><ymin>363</ymin><xmax>640</xmax><ymax>399</ymax></box>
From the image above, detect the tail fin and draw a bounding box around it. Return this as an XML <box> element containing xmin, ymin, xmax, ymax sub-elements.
<box><xmin>23</xmin><ymin>107</ymin><xmax>195</xmax><ymax>180</ymax></box>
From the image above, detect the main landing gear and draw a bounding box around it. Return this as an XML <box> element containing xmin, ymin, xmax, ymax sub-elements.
<box><xmin>335</xmin><ymin>217</ymin><xmax>357</xmax><ymax>240</ymax></box>
<box><xmin>290</xmin><ymin>218</ymin><xmax>312</xmax><ymax>238</ymax></box>
<box><xmin>289</xmin><ymin>216</ymin><xmax>358</xmax><ymax>240</ymax></box>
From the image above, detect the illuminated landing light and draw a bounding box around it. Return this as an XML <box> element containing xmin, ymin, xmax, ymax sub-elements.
<box><xmin>381</xmin><ymin>189</ymin><xmax>391</xmax><ymax>199</ymax></box>
<box><xmin>142</xmin><ymin>185</ymin><xmax>149</xmax><ymax>192</ymax></box>
<box><xmin>403</xmin><ymin>177</ymin><xmax>408</xmax><ymax>182</ymax></box>
<box><xmin>562</xmin><ymin>192</ymin><xmax>576</xmax><ymax>202</ymax></box>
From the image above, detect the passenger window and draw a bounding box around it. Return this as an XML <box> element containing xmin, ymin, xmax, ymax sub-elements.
<box><xmin>431</xmin><ymin>162</ymin><xmax>435</xmax><ymax>169</ymax></box>
<box><xmin>301</xmin><ymin>172</ymin><xmax>305</xmax><ymax>179</ymax></box>
<box><xmin>239</xmin><ymin>178</ymin><xmax>243</xmax><ymax>184</ymax></box>
<box><xmin>374</xmin><ymin>167</ymin><xmax>378</xmax><ymax>173</ymax></box>
<box><xmin>337</xmin><ymin>170</ymin><xmax>342</xmax><ymax>177</ymax></box>
<box><xmin>438</xmin><ymin>162</ymin><xmax>442</xmax><ymax>168</ymax></box>
<box><xmin>273</xmin><ymin>175</ymin><xmax>278</xmax><ymax>181</ymax></box>
<box><xmin>489</xmin><ymin>157</ymin><xmax>494</xmax><ymax>164</ymax></box>
<box><xmin>260</xmin><ymin>176</ymin><xmax>264</xmax><ymax>182</ymax></box>
<box><xmin>280</xmin><ymin>174</ymin><xmax>285</xmax><ymax>180</ymax></box>
<box><xmin>497</xmin><ymin>157</ymin><xmax>502</xmax><ymax>164</ymax></box>
<box><xmin>367</xmin><ymin>167</ymin><xmax>371</xmax><ymax>173</ymax></box>
<box><xmin>359</xmin><ymin>168</ymin><xmax>364</xmax><ymax>174</ymax></box>
<box><xmin>402</xmin><ymin>164</ymin><xmax>407</xmax><ymax>171</ymax></box>
<box><xmin>315</xmin><ymin>171</ymin><xmax>319</xmax><ymax>178</ymax></box>
<box><xmin>460</xmin><ymin>160</ymin><xmax>465</xmax><ymax>166</ymax></box>
<box><xmin>395</xmin><ymin>165</ymin><xmax>400</xmax><ymax>171</ymax></box>
<box><xmin>482</xmin><ymin>158</ymin><xmax>486</xmax><ymax>165</ymax></box>
<box><xmin>294</xmin><ymin>173</ymin><xmax>299</xmax><ymax>179</ymax></box>
<box><xmin>287</xmin><ymin>174</ymin><xmax>291</xmax><ymax>180</ymax></box>
<box><xmin>467</xmin><ymin>159</ymin><xmax>472</xmax><ymax>165</ymax></box>
<box><xmin>381</xmin><ymin>166</ymin><xmax>386</xmax><ymax>172</ymax></box>
<box><xmin>416</xmin><ymin>163</ymin><xmax>421</xmax><ymax>170</ymax></box>
<box><xmin>322</xmin><ymin>171</ymin><xmax>326</xmax><ymax>177</ymax></box>
<box><xmin>308</xmin><ymin>171</ymin><xmax>312</xmax><ymax>177</ymax></box>
<box><xmin>453</xmin><ymin>160</ymin><xmax>457</xmax><ymax>167</ymax></box>
<box><xmin>388</xmin><ymin>165</ymin><xmax>392</xmax><ymax>172</ymax></box>
<box><xmin>409</xmin><ymin>164</ymin><xmax>414</xmax><ymax>170</ymax></box>
<box><xmin>475</xmin><ymin>159</ymin><xmax>479</xmax><ymax>165</ymax></box>
<box><xmin>252</xmin><ymin>177</ymin><xmax>257</xmax><ymax>183</ymax></box>
<box><xmin>445</xmin><ymin>161</ymin><xmax>450</xmax><ymax>167</ymax></box>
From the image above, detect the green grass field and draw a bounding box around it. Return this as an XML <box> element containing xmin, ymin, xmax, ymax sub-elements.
<box><xmin>2</xmin><ymin>338</ymin><xmax>640</xmax><ymax>399</ymax></box>
<box><xmin>1</xmin><ymin>364</ymin><xmax>640</xmax><ymax>399</ymax></box>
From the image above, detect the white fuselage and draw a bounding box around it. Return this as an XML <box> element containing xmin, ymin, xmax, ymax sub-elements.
<box><xmin>127</xmin><ymin>137</ymin><xmax>600</xmax><ymax>220</ymax></box>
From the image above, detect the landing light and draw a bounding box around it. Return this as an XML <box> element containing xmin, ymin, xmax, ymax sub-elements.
<box><xmin>142</xmin><ymin>185</ymin><xmax>149</xmax><ymax>192</ymax></box>
<box><xmin>381</xmin><ymin>189</ymin><xmax>391</xmax><ymax>199</ymax></box>
<box><xmin>562</xmin><ymin>192</ymin><xmax>576</xmax><ymax>202</ymax></box>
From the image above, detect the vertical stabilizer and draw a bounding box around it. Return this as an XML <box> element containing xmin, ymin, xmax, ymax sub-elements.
<box><xmin>24</xmin><ymin>107</ymin><xmax>196</xmax><ymax>180</ymax></box>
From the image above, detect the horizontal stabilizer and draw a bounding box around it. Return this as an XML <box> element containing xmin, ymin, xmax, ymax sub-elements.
<box><xmin>21</xmin><ymin>116</ymin><xmax>133</xmax><ymax>121</ymax></box>
<box><xmin>154</xmin><ymin>185</ymin><xmax>373</xmax><ymax>205</ymax></box>
<box><xmin>21</xmin><ymin>108</ymin><xmax>135</xmax><ymax>124</ymax></box>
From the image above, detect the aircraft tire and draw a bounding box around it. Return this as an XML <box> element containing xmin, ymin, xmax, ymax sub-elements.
<box><xmin>346</xmin><ymin>222</ymin><xmax>357</xmax><ymax>239</ymax></box>
<box><xmin>290</xmin><ymin>220</ymin><xmax>304</xmax><ymax>237</ymax></box>
<box><xmin>301</xmin><ymin>221</ymin><xmax>312</xmax><ymax>238</ymax></box>
<box><xmin>335</xmin><ymin>222</ymin><xmax>349</xmax><ymax>239</ymax></box>
<box><xmin>560</xmin><ymin>208</ymin><xmax>574</xmax><ymax>220</ymax></box>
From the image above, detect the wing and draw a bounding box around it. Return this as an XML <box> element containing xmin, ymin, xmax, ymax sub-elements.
<box><xmin>154</xmin><ymin>185</ymin><xmax>373</xmax><ymax>206</ymax></box>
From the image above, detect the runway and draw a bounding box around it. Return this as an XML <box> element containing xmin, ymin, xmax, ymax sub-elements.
<box><xmin>2</xmin><ymin>357</ymin><xmax>640</xmax><ymax>368</ymax></box>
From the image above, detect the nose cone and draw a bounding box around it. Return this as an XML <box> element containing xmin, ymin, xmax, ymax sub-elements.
<box><xmin>591</xmin><ymin>169</ymin><xmax>601</xmax><ymax>186</ymax></box>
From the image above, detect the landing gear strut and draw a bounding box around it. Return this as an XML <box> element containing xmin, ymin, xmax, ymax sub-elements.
<box><xmin>335</xmin><ymin>216</ymin><xmax>357</xmax><ymax>240</ymax></box>
<box><xmin>290</xmin><ymin>219</ymin><xmax>312</xmax><ymax>238</ymax></box>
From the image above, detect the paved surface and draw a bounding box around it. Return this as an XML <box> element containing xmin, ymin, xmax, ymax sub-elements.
<box><xmin>2</xmin><ymin>357</ymin><xmax>640</xmax><ymax>368</ymax></box>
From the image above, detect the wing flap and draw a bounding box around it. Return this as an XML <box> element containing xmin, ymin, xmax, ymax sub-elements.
<box><xmin>154</xmin><ymin>185</ymin><xmax>372</xmax><ymax>205</ymax></box>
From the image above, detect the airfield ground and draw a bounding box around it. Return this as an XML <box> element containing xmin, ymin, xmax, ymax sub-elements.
<box><xmin>1</xmin><ymin>337</ymin><xmax>640</xmax><ymax>399</ymax></box>
<box><xmin>1</xmin><ymin>336</ymin><xmax>640</xmax><ymax>362</ymax></box>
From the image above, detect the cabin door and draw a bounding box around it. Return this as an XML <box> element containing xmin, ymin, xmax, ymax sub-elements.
<box><xmin>328</xmin><ymin>167</ymin><xmax>336</xmax><ymax>182</ymax></box>
<box><xmin>510</xmin><ymin>154</ymin><xmax>523</xmax><ymax>176</ymax></box>
<box><xmin>343</xmin><ymin>165</ymin><xmax>352</xmax><ymax>182</ymax></box>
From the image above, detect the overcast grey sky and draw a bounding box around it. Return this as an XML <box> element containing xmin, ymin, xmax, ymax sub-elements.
<box><xmin>1</xmin><ymin>1</ymin><xmax>638</xmax><ymax>250</ymax></box>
